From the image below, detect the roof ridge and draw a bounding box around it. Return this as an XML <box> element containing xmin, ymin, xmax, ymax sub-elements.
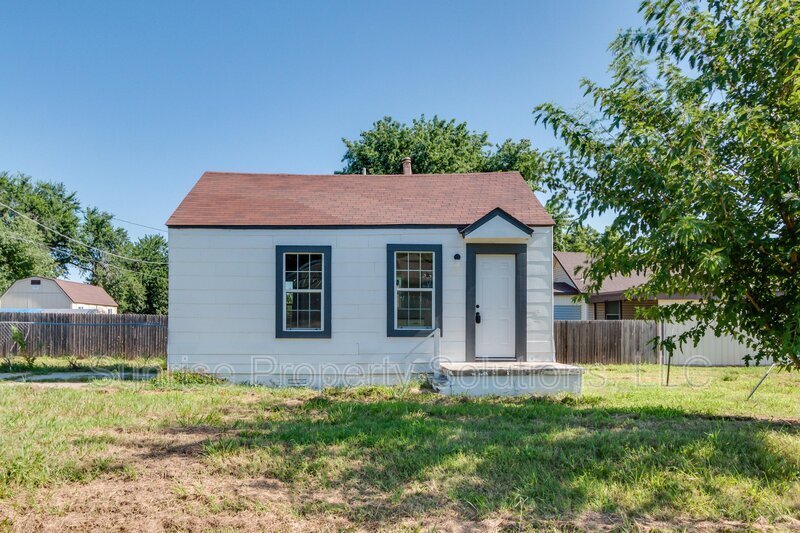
<box><xmin>201</xmin><ymin>170</ymin><xmax>523</xmax><ymax>178</ymax></box>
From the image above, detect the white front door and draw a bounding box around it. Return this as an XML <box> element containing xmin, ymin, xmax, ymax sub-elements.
<box><xmin>475</xmin><ymin>254</ymin><xmax>516</xmax><ymax>359</ymax></box>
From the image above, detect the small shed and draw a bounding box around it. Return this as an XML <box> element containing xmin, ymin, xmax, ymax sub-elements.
<box><xmin>0</xmin><ymin>277</ymin><xmax>118</xmax><ymax>314</ymax></box>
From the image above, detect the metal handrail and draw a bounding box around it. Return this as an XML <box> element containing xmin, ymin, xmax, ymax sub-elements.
<box><xmin>400</xmin><ymin>328</ymin><xmax>442</xmax><ymax>375</ymax></box>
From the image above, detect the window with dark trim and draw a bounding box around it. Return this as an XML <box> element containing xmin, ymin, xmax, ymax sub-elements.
<box><xmin>386</xmin><ymin>244</ymin><xmax>442</xmax><ymax>337</ymax></box>
<box><xmin>275</xmin><ymin>246</ymin><xmax>331</xmax><ymax>338</ymax></box>
<box><xmin>605</xmin><ymin>300</ymin><xmax>621</xmax><ymax>320</ymax></box>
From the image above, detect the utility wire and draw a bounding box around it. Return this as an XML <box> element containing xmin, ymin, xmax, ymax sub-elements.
<box><xmin>112</xmin><ymin>217</ymin><xmax>168</xmax><ymax>234</ymax></box>
<box><xmin>0</xmin><ymin>200</ymin><xmax>168</xmax><ymax>265</ymax></box>
<box><xmin>1</xmin><ymin>232</ymin><xmax>167</xmax><ymax>280</ymax></box>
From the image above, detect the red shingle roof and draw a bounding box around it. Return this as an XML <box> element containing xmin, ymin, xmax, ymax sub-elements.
<box><xmin>53</xmin><ymin>279</ymin><xmax>118</xmax><ymax>307</ymax></box>
<box><xmin>166</xmin><ymin>172</ymin><xmax>554</xmax><ymax>228</ymax></box>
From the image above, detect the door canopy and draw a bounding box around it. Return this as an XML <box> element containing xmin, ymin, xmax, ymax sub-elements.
<box><xmin>460</xmin><ymin>207</ymin><xmax>534</xmax><ymax>243</ymax></box>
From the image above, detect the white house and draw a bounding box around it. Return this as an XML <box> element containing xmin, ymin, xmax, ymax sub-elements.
<box><xmin>167</xmin><ymin>165</ymin><xmax>583</xmax><ymax>393</ymax></box>
<box><xmin>0</xmin><ymin>277</ymin><xmax>118</xmax><ymax>314</ymax></box>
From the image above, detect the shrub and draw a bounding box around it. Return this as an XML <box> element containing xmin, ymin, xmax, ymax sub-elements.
<box><xmin>150</xmin><ymin>369</ymin><xmax>226</xmax><ymax>387</ymax></box>
<box><xmin>10</xmin><ymin>326</ymin><xmax>37</xmax><ymax>368</ymax></box>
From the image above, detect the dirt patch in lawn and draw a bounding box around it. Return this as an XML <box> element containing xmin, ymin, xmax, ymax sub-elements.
<box><xmin>3</xmin><ymin>424</ymin><xmax>794</xmax><ymax>532</ymax></box>
<box><xmin>4</xmin><ymin>427</ymin><xmax>320</xmax><ymax>531</ymax></box>
<box><xmin>0</xmin><ymin>425</ymin><xmax>503</xmax><ymax>532</ymax></box>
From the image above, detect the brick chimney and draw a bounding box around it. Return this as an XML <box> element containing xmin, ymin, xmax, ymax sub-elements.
<box><xmin>401</xmin><ymin>157</ymin><xmax>412</xmax><ymax>175</ymax></box>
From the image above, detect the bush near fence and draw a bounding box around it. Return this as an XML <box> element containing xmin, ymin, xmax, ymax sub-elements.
<box><xmin>0</xmin><ymin>312</ymin><xmax>167</xmax><ymax>359</ymax></box>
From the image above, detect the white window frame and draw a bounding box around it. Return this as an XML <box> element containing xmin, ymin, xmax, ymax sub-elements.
<box><xmin>282</xmin><ymin>251</ymin><xmax>325</xmax><ymax>332</ymax></box>
<box><xmin>605</xmin><ymin>300</ymin><xmax>621</xmax><ymax>320</ymax></box>
<box><xmin>394</xmin><ymin>251</ymin><xmax>435</xmax><ymax>331</ymax></box>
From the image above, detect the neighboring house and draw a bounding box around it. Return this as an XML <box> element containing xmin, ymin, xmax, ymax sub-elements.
<box><xmin>553</xmin><ymin>251</ymin><xmax>694</xmax><ymax>320</ymax></box>
<box><xmin>166</xmin><ymin>166</ymin><xmax>570</xmax><ymax>388</ymax></box>
<box><xmin>0</xmin><ymin>277</ymin><xmax>118</xmax><ymax>314</ymax></box>
<box><xmin>553</xmin><ymin>252</ymin><xmax>594</xmax><ymax>320</ymax></box>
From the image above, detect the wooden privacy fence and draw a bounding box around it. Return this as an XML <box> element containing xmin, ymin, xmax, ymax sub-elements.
<box><xmin>0</xmin><ymin>312</ymin><xmax>167</xmax><ymax>359</ymax></box>
<box><xmin>555</xmin><ymin>320</ymin><xmax>660</xmax><ymax>365</ymax></box>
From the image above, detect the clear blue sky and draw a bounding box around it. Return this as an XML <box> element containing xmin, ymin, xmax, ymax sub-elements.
<box><xmin>1</xmin><ymin>1</ymin><xmax>642</xmax><ymax>238</ymax></box>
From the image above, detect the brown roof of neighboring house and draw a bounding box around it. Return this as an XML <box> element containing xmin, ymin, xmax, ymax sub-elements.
<box><xmin>553</xmin><ymin>252</ymin><xmax>590</xmax><ymax>292</ymax></box>
<box><xmin>553</xmin><ymin>251</ymin><xmax>650</xmax><ymax>298</ymax></box>
<box><xmin>53</xmin><ymin>279</ymin><xmax>118</xmax><ymax>307</ymax></box>
<box><xmin>166</xmin><ymin>171</ymin><xmax>554</xmax><ymax>228</ymax></box>
<box><xmin>597</xmin><ymin>271</ymin><xmax>652</xmax><ymax>297</ymax></box>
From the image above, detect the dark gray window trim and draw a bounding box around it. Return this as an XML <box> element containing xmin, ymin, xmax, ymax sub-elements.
<box><xmin>465</xmin><ymin>243</ymin><xmax>527</xmax><ymax>362</ymax></box>
<box><xmin>275</xmin><ymin>245</ymin><xmax>332</xmax><ymax>339</ymax></box>
<box><xmin>459</xmin><ymin>207</ymin><xmax>534</xmax><ymax>237</ymax></box>
<box><xmin>386</xmin><ymin>244</ymin><xmax>443</xmax><ymax>337</ymax></box>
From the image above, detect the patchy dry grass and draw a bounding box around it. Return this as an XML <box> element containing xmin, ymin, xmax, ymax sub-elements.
<box><xmin>0</xmin><ymin>365</ymin><xmax>798</xmax><ymax>531</ymax></box>
<box><xmin>0</xmin><ymin>355</ymin><xmax>165</xmax><ymax>375</ymax></box>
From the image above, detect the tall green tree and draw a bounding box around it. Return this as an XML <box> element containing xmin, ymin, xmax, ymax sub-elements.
<box><xmin>546</xmin><ymin>200</ymin><xmax>600</xmax><ymax>253</ymax></box>
<box><xmin>127</xmin><ymin>235</ymin><xmax>169</xmax><ymax>315</ymax></box>
<box><xmin>0</xmin><ymin>172</ymin><xmax>80</xmax><ymax>274</ymax></box>
<box><xmin>535</xmin><ymin>0</ymin><xmax>800</xmax><ymax>367</ymax></box>
<box><xmin>0</xmin><ymin>215</ymin><xmax>57</xmax><ymax>293</ymax></box>
<box><xmin>342</xmin><ymin>115</ymin><xmax>490</xmax><ymax>176</ymax></box>
<box><xmin>77</xmin><ymin>207</ymin><xmax>131</xmax><ymax>282</ymax></box>
<box><xmin>1</xmin><ymin>173</ymin><xmax>169</xmax><ymax>314</ymax></box>
<box><xmin>75</xmin><ymin>209</ymin><xmax>168</xmax><ymax>314</ymax></box>
<box><xmin>341</xmin><ymin>115</ymin><xmax>550</xmax><ymax>188</ymax></box>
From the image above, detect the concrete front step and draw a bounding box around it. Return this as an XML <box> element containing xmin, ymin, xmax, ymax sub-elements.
<box><xmin>435</xmin><ymin>361</ymin><xmax>583</xmax><ymax>397</ymax></box>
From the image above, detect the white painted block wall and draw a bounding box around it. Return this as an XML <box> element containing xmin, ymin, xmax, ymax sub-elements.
<box><xmin>664</xmin><ymin>320</ymin><xmax>753</xmax><ymax>366</ymax></box>
<box><xmin>168</xmin><ymin>227</ymin><xmax>554</xmax><ymax>384</ymax></box>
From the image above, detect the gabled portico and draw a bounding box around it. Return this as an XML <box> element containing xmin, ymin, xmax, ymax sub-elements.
<box><xmin>461</xmin><ymin>208</ymin><xmax>533</xmax><ymax>362</ymax></box>
<box><xmin>459</xmin><ymin>207</ymin><xmax>535</xmax><ymax>243</ymax></box>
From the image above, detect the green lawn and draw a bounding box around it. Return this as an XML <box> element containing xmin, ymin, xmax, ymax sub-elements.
<box><xmin>0</xmin><ymin>365</ymin><xmax>798</xmax><ymax>530</ymax></box>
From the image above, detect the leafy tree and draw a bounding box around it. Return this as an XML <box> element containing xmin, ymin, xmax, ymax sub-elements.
<box><xmin>535</xmin><ymin>0</ymin><xmax>800</xmax><ymax>367</ymax></box>
<box><xmin>0</xmin><ymin>215</ymin><xmax>57</xmax><ymax>293</ymax></box>
<box><xmin>76</xmin><ymin>207</ymin><xmax>131</xmax><ymax>282</ymax></box>
<box><xmin>484</xmin><ymin>138</ymin><xmax>548</xmax><ymax>186</ymax></box>
<box><xmin>127</xmin><ymin>235</ymin><xmax>169</xmax><ymax>314</ymax></box>
<box><xmin>342</xmin><ymin>115</ymin><xmax>489</xmax><ymax>176</ymax></box>
<box><xmin>546</xmin><ymin>200</ymin><xmax>600</xmax><ymax>253</ymax></box>
<box><xmin>1</xmin><ymin>173</ymin><xmax>169</xmax><ymax>314</ymax></box>
<box><xmin>0</xmin><ymin>172</ymin><xmax>80</xmax><ymax>274</ymax></box>
<box><xmin>76</xmin><ymin>209</ymin><xmax>168</xmax><ymax>314</ymax></box>
<box><xmin>93</xmin><ymin>258</ymin><xmax>146</xmax><ymax>315</ymax></box>
<box><xmin>341</xmin><ymin>115</ymin><xmax>551</xmax><ymax>189</ymax></box>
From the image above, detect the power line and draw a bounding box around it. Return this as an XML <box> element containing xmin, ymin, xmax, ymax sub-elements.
<box><xmin>112</xmin><ymin>217</ymin><xmax>168</xmax><ymax>234</ymax></box>
<box><xmin>1</xmin><ymin>232</ymin><xmax>167</xmax><ymax>280</ymax></box>
<box><xmin>0</xmin><ymin>200</ymin><xmax>168</xmax><ymax>265</ymax></box>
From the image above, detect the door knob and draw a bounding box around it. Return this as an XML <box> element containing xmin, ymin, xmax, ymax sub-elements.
<box><xmin>475</xmin><ymin>311</ymin><xmax>481</xmax><ymax>324</ymax></box>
